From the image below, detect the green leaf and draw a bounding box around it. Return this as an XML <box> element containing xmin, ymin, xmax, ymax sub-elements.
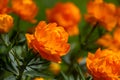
<box><xmin>4</xmin><ymin>75</ymin><xmax>16</xmax><ymax>80</ymax></box>
<box><xmin>0</xmin><ymin>34</ymin><xmax>10</xmax><ymax>47</ymax></box>
<box><xmin>68</xmin><ymin>75</ymin><xmax>74</xmax><ymax>80</ymax></box>
<box><xmin>60</xmin><ymin>71</ymin><xmax>68</xmax><ymax>80</ymax></box>
<box><xmin>75</xmin><ymin>64</ymin><xmax>85</xmax><ymax>80</ymax></box>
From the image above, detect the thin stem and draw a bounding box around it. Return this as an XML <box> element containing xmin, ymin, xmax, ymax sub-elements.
<box><xmin>84</xmin><ymin>23</ymin><xmax>98</xmax><ymax>44</ymax></box>
<box><xmin>75</xmin><ymin>64</ymin><xmax>85</xmax><ymax>80</ymax></box>
<box><xmin>17</xmin><ymin>65</ymin><xmax>25</xmax><ymax>80</ymax></box>
<box><xmin>16</xmin><ymin>17</ymin><xmax>21</xmax><ymax>31</ymax></box>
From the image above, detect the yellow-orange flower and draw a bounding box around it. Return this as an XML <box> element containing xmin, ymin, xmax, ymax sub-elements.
<box><xmin>97</xmin><ymin>28</ymin><xmax>120</xmax><ymax>51</ymax></box>
<box><xmin>87</xmin><ymin>48</ymin><xmax>120</xmax><ymax>80</ymax></box>
<box><xmin>0</xmin><ymin>14</ymin><xmax>13</xmax><ymax>33</ymax></box>
<box><xmin>49</xmin><ymin>62</ymin><xmax>61</xmax><ymax>75</ymax></box>
<box><xmin>0</xmin><ymin>0</ymin><xmax>10</xmax><ymax>13</ymax></box>
<box><xmin>11</xmin><ymin>0</ymin><xmax>38</xmax><ymax>23</ymax></box>
<box><xmin>34</xmin><ymin>77</ymin><xmax>44</xmax><ymax>80</ymax></box>
<box><xmin>46</xmin><ymin>2</ymin><xmax>81</xmax><ymax>36</ymax></box>
<box><xmin>26</xmin><ymin>21</ymin><xmax>70</xmax><ymax>63</ymax></box>
<box><xmin>85</xmin><ymin>0</ymin><xmax>117</xmax><ymax>31</ymax></box>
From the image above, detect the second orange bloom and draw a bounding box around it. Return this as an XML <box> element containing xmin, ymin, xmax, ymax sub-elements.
<box><xmin>46</xmin><ymin>2</ymin><xmax>81</xmax><ymax>36</ymax></box>
<box><xmin>85</xmin><ymin>0</ymin><xmax>117</xmax><ymax>31</ymax></box>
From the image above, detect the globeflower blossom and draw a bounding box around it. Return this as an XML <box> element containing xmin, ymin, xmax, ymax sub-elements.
<box><xmin>87</xmin><ymin>48</ymin><xmax>120</xmax><ymax>80</ymax></box>
<box><xmin>97</xmin><ymin>28</ymin><xmax>120</xmax><ymax>51</ymax></box>
<box><xmin>46</xmin><ymin>2</ymin><xmax>81</xmax><ymax>36</ymax></box>
<box><xmin>0</xmin><ymin>14</ymin><xmax>13</xmax><ymax>33</ymax></box>
<box><xmin>85</xmin><ymin>0</ymin><xmax>117</xmax><ymax>31</ymax></box>
<box><xmin>0</xmin><ymin>0</ymin><xmax>10</xmax><ymax>13</ymax></box>
<box><xmin>11</xmin><ymin>0</ymin><xmax>38</xmax><ymax>23</ymax></box>
<box><xmin>25</xmin><ymin>21</ymin><xmax>70</xmax><ymax>63</ymax></box>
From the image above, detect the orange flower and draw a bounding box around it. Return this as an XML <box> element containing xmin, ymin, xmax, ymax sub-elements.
<box><xmin>85</xmin><ymin>0</ymin><xmax>117</xmax><ymax>31</ymax></box>
<box><xmin>0</xmin><ymin>0</ymin><xmax>10</xmax><ymax>13</ymax></box>
<box><xmin>0</xmin><ymin>14</ymin><xmax>13</xmax><ymax>33</ymax></box>
<box><xmin>11</xmin><ymin>0</ymin><xmax>38</xmax><ymax>23</ymax></box>
<box><xmin>116</xmin><ymin>7</ymin><xmax>120</xmax><ymax>27</ymax></box>
<box><xmin>87</xmin><ymin>48</ymin><xmax>120</xmax><ymax>80</ymax></box>
<box><xmin>97</xmin><ymin>28</ymin><xmax>120</xmax><ymax>51</ymax></box>
<box><xmin>96</xmin><ymin>33</ymin><xmax>112</xmax><ymax>48</ymax></box>
<box><xmin>25</xmin><ymin>21</ymin><xmax>70</xmax><ymax>63</ymax></box>
<box><xmin>46</xmin><ymin>2</ymin><xmax>81</xmax><ymax>36</ymax></box>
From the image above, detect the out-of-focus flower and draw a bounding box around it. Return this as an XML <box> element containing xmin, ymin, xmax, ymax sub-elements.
<box><xmin>49</xmin><ymin>62</ymin><xmax>61</xmax><ymax>75</ymax></box>
<box><xmin>87</xmin><ymin>48</ymin><xmax>120</xmax><ymax>80</ymax></box>
<box><xmin>96</xmin><ymin>34</ymin><xmax>112</xmax><ymax>48</ymax></box>
<box><xmin>33</xmin><ymin>77</ymin><xmax>44</xmax><ymax>80</ymax></box>
<box><xmin>77</xmin><ymin>57</ymin><xmax>83</xmax><ymax>63</ymax></box>
<box><xmin>11</xmin><ymin>0</ymin><xmax>38</xmax><ymax>23</ymax></box>
<box><xmin>77</xmin><ymin>57</ymin><xmax>86</xmax><ymax>65</ymax></box>
<box><xmin>0</xmin><ymin>14</ymin><xmax>13</xmax><ymax>33</ymax></box>
<box><xmin>97</xmin><ymin>28</ymin><xmax>120</xmax><ymax>51</ymax></box>
<box><xmin>116</xmin><ymin>7</ymin><xmax>120</xmax><ymax>27</ymax></box>
<box><xmin>26</xmin><ymin>21</ymin><xmax>70</xmax><ymax>63</ymax></box>
<box><xmin>46</xmin><ymin>2</ymin><xmax>81</xmax><ymax>36</ymax></box>
<box><xmin>0</xmin><ymin>0</ymin><xmax>10</xmax><ymax>13</ymax></box>
<box><xmin>85</xmin><ymin>0</ymin><xmax>117</xmax><ymax>31</ymax></box>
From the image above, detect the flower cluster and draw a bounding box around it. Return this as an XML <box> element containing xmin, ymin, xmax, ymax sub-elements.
<box><xmin>85</xmin><ymin>0</ymin><xmax>120</xmax><ymax>79</ymax></box>
<box><xmin>2</xmin><ymin>0</ymin><xmax>120</xmax><ymax>79</ymax></box>
<box><xmin>0</xmin><ymin>0</ymin><xmax>71</xmax><ymax>63</ymax></box>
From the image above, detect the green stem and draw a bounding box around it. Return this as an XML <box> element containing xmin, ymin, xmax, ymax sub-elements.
<box><xmin>16</xmin><ymin>17</ymin><xmax>21</xmax><ymax>31</ymax></box>
<box><xmin>117</xmin><ymin>0</ymin><xmax>120</xmax><ymax>4</ymax></box>
<box><xmin>17</xmin><ymin>65</ymin><xmax>26</xmax><ymax>80</ymax></box>
<box><xmin>84</xmin><ymin>23</ymin><xmax>98</xmax><ymax>45</ymax></box>
<box><xmin>17</xmin><ymin>63</ymin><xmax>26</xmax><ymax>80</ymax></box>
